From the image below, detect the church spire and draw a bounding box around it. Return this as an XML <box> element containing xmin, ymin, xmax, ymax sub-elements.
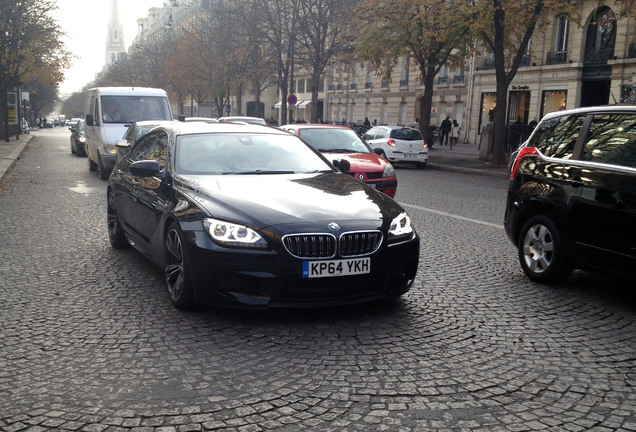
<box><xmin>105</xmin><ymin>0</ymin><xmax>126</xmax><ymax>67</ymax></box>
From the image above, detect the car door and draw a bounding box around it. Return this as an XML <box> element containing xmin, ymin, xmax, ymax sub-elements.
<box><xmin>568</xmin><ymin>112</ymin><xmax>636</xmax><ymax>278</ymax></box>
<box><xmin>121</xmin><ymin>130</ymin><xmax>170</xmax><ymax>253</ymax></box>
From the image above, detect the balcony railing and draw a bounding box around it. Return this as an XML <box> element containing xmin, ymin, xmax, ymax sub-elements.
<box><xmin>482</xmin><ymin>58</ymin><xmax>494</xmax><ymax>70</ymax></box>
<box><xmin>381</xmin><ymin>81</ymin><xmax>389</xmax><ymax>89</ymax></box>
<box><xmin>437</xmin><ymin>76</ymin><xmax>449</xmax><ymax>85</ymax></box>
<box><xmin>399</xmin><ymin>79</ymin><xmax>408</xmax><ymax>87</ymax></box>
<box><xmin>584</xmin><ymin>47</ymin><xmax>614</xmax><ymax>64</ymax></box>
<box><xmin>328</xmin><ymin>84</ymin><xmax>335</xmax><ymax>92</ymax></box>
<box><xmin>350</xmin><ymin>83</ymin><xmax>357</xmax><ymax>91</ymax></box>
<box><xmin>364</xmin><ymin>82</ymin><xmax>373</xmax><ymax>90</ymax></box>
<box><xmin>546</xmin><ymin>51</ymin><xmax>567</xmax><ymax>65</ymax></box>
<box><xmin>336</xmin><ymin>83</ymin><xmax>344</xmax><ymax>91</ymax></box>
<box><xmin>453</xmin><ymin>75</ymin><xmax>465</xmax><ymax>84</ymax></box>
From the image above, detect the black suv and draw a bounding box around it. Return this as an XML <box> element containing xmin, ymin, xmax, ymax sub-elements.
<box><xmin>505</xmin><ymin>105</ymin><xmax>636</xmax><ymax>284</ymax></box>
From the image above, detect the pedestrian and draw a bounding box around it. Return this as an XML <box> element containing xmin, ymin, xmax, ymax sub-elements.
<box><xmin>440</xmin><ymin>116</ymin><xmax>452</xmax><ymax>146</ymax></box>
<box><xmin>372</xmin><ymin>119</ymin><xmax>377</xmax><ymax>126</ymax></box>
<box><xmin>451</xmin><ymin>119</ymin><xmax>460</xmax><ymax>148</ymax></box>
<box><xmin>363</xmin><ymin>117</ymin><xmax>370</xmax><ymax>129</ymax></box>
<box><xmin>35</xmin><ymin>117</ymin><xmax>41</xmax><ymax>128</ymax></box>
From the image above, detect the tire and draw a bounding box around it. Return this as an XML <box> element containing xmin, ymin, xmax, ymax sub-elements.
<box><xmin>517</xmin><ymin>215</ymin><xmax>572</xmax><ymax>284</ymax></box>
<box><xmin>98</xmin><ymin>154</ymin><xmax>110</xmax><ymax>180</ymax></box>
<box><xmin>71</xmin><ymin>139</ymin><xmax>76</xmax><ymax>155</ymax></box>
<box><xmin>107</xmin><ymin>190</ymin><xmax>129</xmax><ymax>249</ymax></box>
<box><xmin>88</xmin><ymin>152</ymin><xmax>98</xmax><ymax>172</ymax></box>
<box><xmin>164</xmin><ymin>222</ymin><xmax>196</xmax><ymax>310</ymax></box>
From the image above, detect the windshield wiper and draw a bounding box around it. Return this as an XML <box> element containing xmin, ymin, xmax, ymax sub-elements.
<box><xmin>320</xmin><ymin>148</ymin><xmax>355</xmax><ymax>153</ymax></box>
<box><xmin>224</xmin><ymin>170</ymin><xmax>296</xmax><ymax>175</ymax></box>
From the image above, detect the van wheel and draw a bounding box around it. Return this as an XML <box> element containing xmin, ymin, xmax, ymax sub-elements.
<box><xmin>98</xmin><ymin>155</ymin><xmax>110</xmax><ymax>180</ymax></box>
<box><xmin>88</xmin><ymin>153</ymin><xmax>98</xmax><ymax>172</ymax></box>
<box><xmin>517</xmin><ymin>215</ymin><xmax>572</xmax><ymax>284</ymax></box>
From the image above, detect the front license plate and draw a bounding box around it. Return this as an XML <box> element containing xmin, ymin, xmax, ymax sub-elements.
<box><xmin>302</xmin><ymin>258</ymin><xmax>371</xmax><ymax>278</ymax></box>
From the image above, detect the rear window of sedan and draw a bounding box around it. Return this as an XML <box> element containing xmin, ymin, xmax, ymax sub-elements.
<box><xmin>175</xmin><ymin>133</ymin><xmax>333</xmax><ymax>175</ymax></box>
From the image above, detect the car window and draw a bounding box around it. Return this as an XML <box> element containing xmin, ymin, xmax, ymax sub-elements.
<box><xmin>390</xmin><ymin>128</ymin><xmax>420</xmax><ymax>140</ymax></box>
<box><xmin>580</xmin><ymin>113</ymin><xmax>636</xmax><ymax>168</ymax></box>
<box><xmin>362</xmin><ymin>128</ymin><xmax>377</xmax><ymax>140</ymax></box>
<box><xmin>298</xmin><ymin>129</ymin><xmax>370</xmax><ymax>153</ymax></box>
<box><xmin>129</xmin><ymin>131</ymin><xmax>168</xmax><ymax>167</ymax></box>
<box><xmin>528</xmin><ymin>114</ymin><xmax>585</xmax><ymax>159</ymax></box>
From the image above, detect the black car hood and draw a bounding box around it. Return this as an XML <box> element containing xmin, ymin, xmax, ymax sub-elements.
<box><xmin>174</xmin><ymin>172</ymin><xmax>402</xmax><ymax>229</ymax></box>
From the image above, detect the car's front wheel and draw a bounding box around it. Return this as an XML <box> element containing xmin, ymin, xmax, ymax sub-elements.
<box><xmin>517</xmin><ymin>215</ymin><xmax>571</xmax><ymax>284</ymax></box>
<box><xmin>165</xmin><ymin>222</ymin><xmax>196</xmax><ymax>310</ymax></box>
<box><xmin>107</xmin><ymin>190</ymin><xmax>129</xmax><ymax>249</ymax></box>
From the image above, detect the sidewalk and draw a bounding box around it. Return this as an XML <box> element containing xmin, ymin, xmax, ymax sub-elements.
<box><xmin>0</xmin><ymin>132</ymin><xmax>33</xmax><ymax>184</ymax></box>
<box><xmin>426</xmin><ymin>141</ymin><xmax>509</xmax><ymax>179</ymax></box>
<box><xmin>0</xmin><ymin>131</ymin><xmax>509</xmax><ymax>184</ymax></box>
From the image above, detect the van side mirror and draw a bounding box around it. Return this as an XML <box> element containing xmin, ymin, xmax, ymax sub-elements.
<box><xmin>86</xmin><ymin>114</ymin><xmax>94</xmax><ymax>126</ymax></box>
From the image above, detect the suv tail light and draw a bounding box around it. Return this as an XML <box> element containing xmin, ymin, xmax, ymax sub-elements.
<box><xmin>387</xmin><ymin>139</ymin><xmax>397</xmax><ymax>147</ymax></box>
<box><xmin>422</xmin><ymin>141</ymin><xmax>428</xmax><ymax>150</ymax></box>
<box><xmin>509</xmin><ymin>147</ymin><xmax>538</xmax><ymax>180</ymax></box>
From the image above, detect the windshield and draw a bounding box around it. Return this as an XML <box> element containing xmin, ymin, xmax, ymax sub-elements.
<box><xmin>101</xmin><ymin>96</ymin><xmax>171</xmax><ymax>124</ymax></box>
<box><xmin>175</xmin><ymin>133</ymin><xmax>333</xmax><ymax>175</ymax></box>
<box><xmin>298</xmin><ymin>128</ymin><xmax>370</xmax><ymax>153</ymax></box>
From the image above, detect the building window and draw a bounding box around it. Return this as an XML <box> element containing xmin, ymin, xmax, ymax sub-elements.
<box><xmin>548</xmin><ymin>15</ymin><xmax>569</xmax><ymax>64</ymax></box>
<box><xmin>541</xmin><ymin>90</ymin><xmax>567</xmax><ymax>118</ymax></box>
<box><xmin>400</xmin><ymin>57</ymin><xmax>409</xmax><ymax>87</ymax></box>
<box><xmin>438</xmin><ymin>65</ymin><xmax>449</xmax><ymax>85</ymax></box>
<box><xmin>479</xmin><ymin>92</ymin><xmax>496</xmax><ymax>133</ymax></box>
<box><xmin>298</xmin><ymin>79</ymin><xmax>305</xmax><ymax>93</ymax></box>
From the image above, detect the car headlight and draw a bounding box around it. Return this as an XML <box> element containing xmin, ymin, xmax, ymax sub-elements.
<box><xmin>388</xmin><ymin>212</ymin><xmax>413</xmax><ymax>242</ymax></box>
<box><xmin>203</xmin><ymin>218</ymin><xmax>268</xmax><ymax>249</ymax></box>
<box><xmin>79</xmin><ymin>136</ymin><xmax>85</xmax><ymax>143</ymax></box>
<box><xmin>383</xmin><ymin>162</ymin><xmax>395</xmax><ymax>178</ymax></box>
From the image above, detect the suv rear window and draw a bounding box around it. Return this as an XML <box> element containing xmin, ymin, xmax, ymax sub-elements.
<box><xmin>528</xmin><ymin>114</ymin><xmax>585</xmax><ymax>159</ymax></box>
<box><xmin>580</xmin><ymin>113</ymin><xmax>636</xmax><ymax>168</ymax></box>
<box><xmin>390</xmin><ymin>129</ymin><xmax>422</xmax><ymax>141</ymax></box>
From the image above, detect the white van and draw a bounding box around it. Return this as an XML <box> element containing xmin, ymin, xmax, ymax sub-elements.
<box><xmin>84</xmin><ymin>87</ymin><xmax>173</xmax><ymax>179</ymax></box>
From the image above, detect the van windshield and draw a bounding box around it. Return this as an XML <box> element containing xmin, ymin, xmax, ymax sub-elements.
<box><xmin>101</xmin><ymin>96</ymin><xmax>171</xmax><ymax>123</ymax></box>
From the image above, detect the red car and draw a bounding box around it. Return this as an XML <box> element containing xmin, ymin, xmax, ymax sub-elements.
<box><xmin>280</xmin><ymin>124</ymin><xmax>398</xmax><ymax>198</ymax></box>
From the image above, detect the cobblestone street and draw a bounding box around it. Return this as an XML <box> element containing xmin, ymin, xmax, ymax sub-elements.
<box><xmin>1</xmin><ymin>130</ymin><xmax>635</xmax><ymax>431</ymax></box>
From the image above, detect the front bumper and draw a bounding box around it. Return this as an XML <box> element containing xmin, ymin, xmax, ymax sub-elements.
<box><xmin>184</xmin><ymin>229</ymin><xmax>420</xmax><ymax>308</ymax></box>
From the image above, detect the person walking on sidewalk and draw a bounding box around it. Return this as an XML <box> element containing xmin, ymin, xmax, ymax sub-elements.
<box><xmin>440</xmin><ymin>116</ymin><xmax>452</xmax><ymax>146</ymax></box>
<box><xmin>450</xmin><ymin>119</ymin><xmax>461</xmax><ymax>149</ymax></box>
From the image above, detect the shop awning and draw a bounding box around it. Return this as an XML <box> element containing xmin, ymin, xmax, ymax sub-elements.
<box><xmin>298</xmin><ymin>100</ymin><xmax>311</xmax><ymax>108</ymax></box>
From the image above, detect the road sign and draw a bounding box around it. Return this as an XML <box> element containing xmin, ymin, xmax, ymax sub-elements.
<box><xmin>287</xmin><ymin>94</ymin><xmax>297</xmax><ymax>105</ymax></box>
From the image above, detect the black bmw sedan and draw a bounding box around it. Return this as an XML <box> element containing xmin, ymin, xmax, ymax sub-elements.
<box><xmin>107</xmin><ymin>122</ymin><xmax>420</xmax><ymax>309</ymax></box>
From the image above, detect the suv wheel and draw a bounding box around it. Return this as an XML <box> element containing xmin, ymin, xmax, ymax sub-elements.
<box><xmin>88</xmin><ymin>150</ymin><xmax>98</xmax><ymax>172</ymax></box>
<box><xmin>517</xmin><ymin>215</ymin><xmax>572</xmax><ymax>284</ymax></box>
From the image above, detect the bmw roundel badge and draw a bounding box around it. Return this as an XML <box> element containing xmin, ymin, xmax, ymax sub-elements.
<box><xmin>328</xmin><ymin>222</ymin><xmax>340</xmax><ymax>231</ymax></box>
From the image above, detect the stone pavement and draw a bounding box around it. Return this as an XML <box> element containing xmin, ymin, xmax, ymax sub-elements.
<box><xmin>0</xmin><ymin>130</ymin><xmax>509</xmax><ymax>183</ymax></box>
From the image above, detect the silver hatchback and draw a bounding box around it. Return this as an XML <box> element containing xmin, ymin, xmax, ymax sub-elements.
<box><xmin>363</xmin><ymin>126</ymin><xmax>428</xmax><ymax>169</ymax></box>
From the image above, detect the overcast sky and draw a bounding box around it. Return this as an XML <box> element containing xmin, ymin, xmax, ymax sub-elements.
<box><xmin>53</xmin><ymin>0</ymin><xmax>165</xmax><ymax>95</ymax></box>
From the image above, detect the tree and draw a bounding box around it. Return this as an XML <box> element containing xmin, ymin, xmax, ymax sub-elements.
<box><xmin>0</xmin><ymin>0</ymin><xmax>71</xmax><ymax>141</ymax></box>
<box><xmin>295</xmin><ymin>0</ymin><xmax>361</xmax><ymax>123</ymax></box>
<box><xmin>469</xmin><ymin>0</ymin><xmax>579</xmax><ymax>166</ymax></box>
<box><xmin>355</xmin><ymin>0</ymin><xmax>472</xmax><ymax>141</ymax></box>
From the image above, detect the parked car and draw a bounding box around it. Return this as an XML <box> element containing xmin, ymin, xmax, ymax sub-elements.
<box><xmin>363</xmin><ymin>126</ymin><xmax>428</xmax><ymax>169</ymax></box>
<box><xmin>115</xmin><ymin>120</ymin><xmax>174</xmax><ymax>162</ymax></box>
<box><xmin>107</xmin><ymin>122</ymin><xmax>419</xmax><ymax>309</ymax></box>
<box><xmin>280</xmin><ymin>124</ymin><xmax>398</xmax><ymax>198</ymax></box>
<box><xmin>42</xmin><ymin>118</ymin><xmax>54</xmax><ymax>128</ymax></box>
<box><xmin>218</xmin><ymin>116</ymin><xmax>267</xmax><ymax>126</ymax></box>
<box><xmin>505</xmin><ymin>105</ymin><xmax>636</xmax><ymax>284</ymax></box>
<box><xmin>70</xmin><ymin>119</ymin><xmax>86</xmax><ymax>156</ymax></box>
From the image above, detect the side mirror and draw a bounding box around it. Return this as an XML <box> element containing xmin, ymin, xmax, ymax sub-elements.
<box><xmin>332</xmin><ymin>159</ymin><xmax>351</xmax><ymax>173</ymax></box>
<box><xmin>130</xmin><ymin>160</ymin><xmax>161</xmax><ymax>177</ymax></box>
<box><xmin>86</xmin><ymin>114</ymin><xmax>94</xmax><ymax>126</ymax></box>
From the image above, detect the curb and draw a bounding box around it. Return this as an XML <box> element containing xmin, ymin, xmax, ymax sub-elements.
<box><xmin>0</xmin><ymin>135</ymin><xmax>32</xmax><ymax>184</ymax></box>
<box><xmin>427</xmin><ymin>162</ymin><xmax>509</xmax><ymax>179</ymax></box>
